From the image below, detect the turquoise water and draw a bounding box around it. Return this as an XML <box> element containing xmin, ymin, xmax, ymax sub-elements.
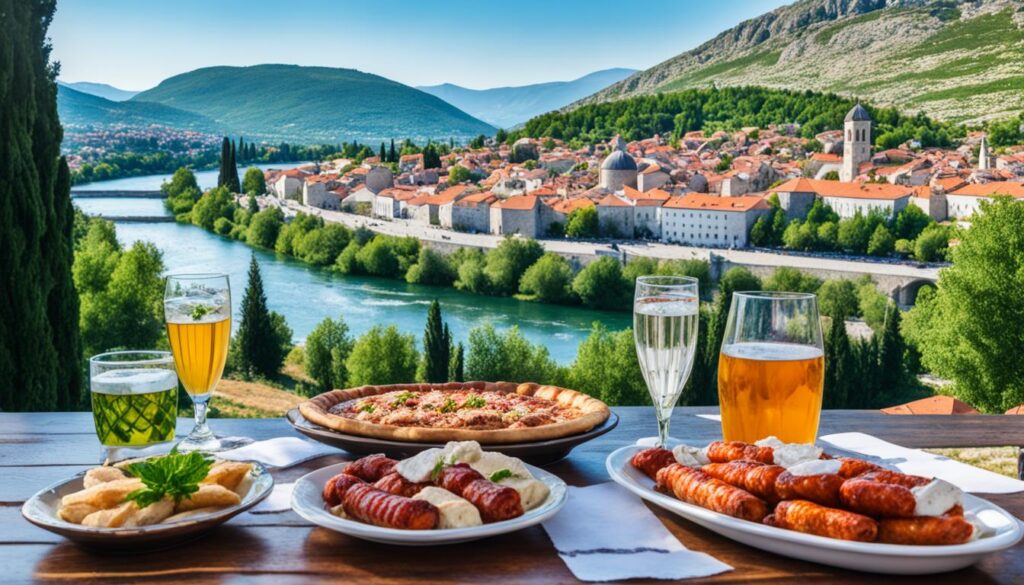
<box><xmin>72</xmin><ymin>161</ymin><xmax>312</xmax><ymax>191</ymax></box>
<box><xmin>74</xmin><ymin>197</ymin><xmax>170</xmax><ymax>216</ymax></box>
<box><xmin>102</xmin><ymin>216</ymin><xmax>629</xmax><ymax>364</ymax></box>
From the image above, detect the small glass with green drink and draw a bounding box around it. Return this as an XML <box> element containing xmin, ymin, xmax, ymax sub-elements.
<box><xmin>90</xmin><ymin>351</ymin><xmax>178</xmax><ymax>460</ymax></box>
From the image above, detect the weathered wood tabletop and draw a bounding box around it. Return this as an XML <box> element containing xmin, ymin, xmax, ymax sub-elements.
<box><xmin>3</xmin><ymin>408</ymin><xmax>1023</xmax><ymax>584</ymax></box>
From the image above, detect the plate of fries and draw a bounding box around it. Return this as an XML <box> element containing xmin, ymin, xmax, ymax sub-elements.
<box><xmin>22</xmin><ymin>449</ymin><xmax>273</xmax><ymax>549</ymax></box>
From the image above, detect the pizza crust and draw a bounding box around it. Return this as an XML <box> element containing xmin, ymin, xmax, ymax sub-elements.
<box><xmin>298</xmin><ymin>381</ymin><xmax>611</xmax><ymax>444</ymax></box>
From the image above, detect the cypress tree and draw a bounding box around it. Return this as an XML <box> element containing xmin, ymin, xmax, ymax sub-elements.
<box><xmin>450</xmin><ymin>342</ymin><xmax>464</xmax><ymax>382</ymax></box>
<box><xmin>876</xmin><ymin>302</ymin><xmax>905</xmax><ymax>399</ymax></box>
<box><xmin>227</xmin><ymin>141</ymin><xmax>241</xmax><ymax>193</ymax></box>
<box><xmin>238</xmin><ymin>136</ymin><xmax>245</xmax><ymax>162</ymax></box>
<box><xmin>217</xmin><ymin>137</ymin><xmax>230</xmax><ymax>188</ymax></box>
<box><xmin>423</xmin><ymin>300</ymin><xmax>451</xmax><ymax>383</ymax></box>
<box><xmin>389</xmin><ymin>139</ymin><xmax>397</xmax><ymax>163</ymax></box>
<box><xmin>235</xmin><ymin>253</ymin><xmax>280</xmax><ymax>378</ymax></box>
<box><xmin>379</xmin><ymin>142</ymin><xmax>386</xmax><ymax>161</ymax></box>
<box><xmin>823</xmin><ymin>313</ymin><xmax>856</xmax><ymax>408</ymax></box>
<box><xmin>0</xmin><ymin>0</ymin><xmax>83</xmax><ymax>411</ymax></box>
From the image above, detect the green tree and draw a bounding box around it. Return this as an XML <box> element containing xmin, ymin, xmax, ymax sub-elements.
<box><xmin>242</xmin><ymin>167</ymin><xmax>266</xmax><ymax>196</ymax></box>
<box><xmin>656</xmin><ymin>259</ymin><xmax>713</xmax><ymax>301</ymax></box>
<box><xmin>572</xmin><ymin>257</ymin><xmax>630</xmax><ymax>310</ymax></box>
<box><xmin>0</xmin><ymin>0</ymin><xmax>83</xmax><ymax>410</ymax></box>
<box><xmin>914</xmin><ymin>224</ymin><xmax>950</xmax><ymax>262</ymax></box>
<box><xmin>227</xmin><ymin>140</ymin><xmax>240</xmax><ymax>193</ymax></box>
<box><xmin>718</xmin><ymin>266</ymin><xmax>761</xmax><ymax>293</ymax></box>
<box><xmin>837</xmin><ymin>213</ymin><xmax>870</xmax><ymax>254</ymax></box>
<box><xmin>876</xmin><ymin>302</ymin><xmax>905</xmax><ymax>400</ymax></box>
<box><xmin>485</xmin><ymin>237</ymin><xmax>544</xmax><ymax>295</ymax></box>
<box><xmin>749</xmin><ymin>216</ymin><xmax>770</xmax><ymax>246</ymax></box>
<box><xmin>822</xmin><ymin>170</ymin><xmax>840</xmax><ymax>181</ymax></box>
<box><xmin>346</xmin><ymin>326</ymin><xmax>420</xmax><ymax>386</ymax></box>
<box><xmin>565</xmin><ymin>206</ymin><xmax>600</xmax><ymax>238</ymax></box>
<box><xmin>817</xmin><ymin>279</ymin><xmax>860</xmax><ymax>319</ymax></box>
<box><xmin>406</xmin><ymin>247</ymin><xmax>455</xmax><ymax>286</ymax></box>
<box><xmin>422</xmin><ymin>300</ymin><xmax>452</xmax><ymax>383</ymax></box>
<box><xmin>448</xmin><ymin>165</ymin><xmax>472</xmax><ymax>184</ymax></box>
<box><xmin>823</xmin><ymin>313</ymin><xmax>857</xmax><ymax>409</ymax></box>
<box><xmin>296</xmin><ymin>225</ymin><xmax>350</xmax><ymax>266</ymax></box>
<box><xmin>519</xmin><ymin>253</ymin><xmax>574</xmax><ymax>304</ymax></box>
<box><xmin>906</xmin><ymin>198</ymin><xmax>1024</xmax><ymax>412</ymax></box>
<box><xmin>894</xmin><ymin>204</ymin><xmax>932</xmax><ymax>240</ymax></box>
<box><xmin>218</xmin><ymin>137</ymin><xmax>231</xmax><ymax>189</ymax></box>
<box><xmin>495</xmin><ymin>128</ymin><xmax>509</xmax><ymax>144</ymax></box>
<box><xmin>275</xmin><ymin>212</ymin><xmax>323</xmax><ymax>255</ymax></box>
<box><xmin>867</xmin><ymin>224</ymin><xmax>895</xmax><ymax>256</ymax></box>
<box><xmin>356</xmin><ymin>236</ymin><xmax>401</xmax><ymax>277</ymax></box>
<box><xmin>763</xmin><ymin>267</ymin><xmax>822</xmax><ymax>293</ymax></box>
<box><xmin>191</xmin><ymin>186</ymin><xmax>236</xmax><ymax>230</ymax></box>
<box><xmin>246</xmin><ymin>207</ymin><xmax>285</xmax><ymax>249</ymax></box>
<box><xmin>335</xmin><ymin>240</ymin><xmax>363</xmax><ymax>274</ymax></box>
<box><xmin>568</xmin><ymin>323</ymin><xmax>649</xmax><ymax>406</ymax></box>
<box><xmin>857</xmin><ymin>278</ymin><xmax>889</xmax><ymax>330</ymax></box>
<box><xmin>234</xmin><ymin>254</ymin><xmax>290</xmax><ymax>378</ymax></box>
<box><xmin>450</xmin><ymin>342</ymin><xmax>465</xmax><ymax>382</ymax></box>
<box><xmin>304</xmin><ymin>317</ymin><xmax>353</xmax><ymax>392</ymax></box>
<box><xmin>622</xmin><ymin>257</ymin><xmax>659</xmax><ymax>282</ymax></box>
<box><xmin>698</xmin><ymin>268</ymin><xmax>761</xmax><ymax>405</ymax></box>
<box><xmin>465</xmin><ymin>324</ymin><xmax>561</xmax><ymax>383</ymax></box>
<box><xmin>422</xmin><ymin>143</ymin><xmax>441</xmax><ymax>169</ymax></box>
<box><xmin>162</xmin><ymin>167</ymin><xmax>200</xmax><ymax>198</ymax></box>
<box><xmin>454</xmin><ymin>248</ymin><xmax>490</xmax><ymax>293</ymax></box>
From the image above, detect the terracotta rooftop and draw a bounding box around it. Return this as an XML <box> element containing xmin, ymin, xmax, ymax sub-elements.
<box><xmin>492</xmin><ymin>195</ymin><xmax>538</xmax><ymax>211</ymax></box>
<box><xmin>949</xmin><ymin>182</ymin><xmax>1024</xmax><ymax>198</ymax></box>
<box><xmin>880</xmin><ymin>396</ymin><xmax>979</xmax><ymax>415</ymax></box>
<box><xmin>773</xmin><ymin>177</ymin><xmax>913</xmax><ymax>201</ymax></box>
<box><xmin>663</xmin><ymin>193</ymin><xmax>769</xmax><ymax>212</ymax></box>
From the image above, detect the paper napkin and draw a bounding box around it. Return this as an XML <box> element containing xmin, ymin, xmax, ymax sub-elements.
<box><xmin>542</xmin><ymin>482</ymin><xmax>732</xmax><ymax>582</ymax></box>
<box><xmin>247</xmin><ymin>482</ymin><xmax>295</xmax><ymax>514</ymax></box>
<box><xmin>218</xmin><ymin>437</ymin><xmax>337</xmax><ymax>468</ymax></box>
<box><xmin>820</xmin><ymin>432</ymin><xmax>1024</xmax><ymax>494</ymax></box>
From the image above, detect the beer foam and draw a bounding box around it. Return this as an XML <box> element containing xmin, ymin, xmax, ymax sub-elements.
<box><xmin>91</xmin><ymin>368</ymin><xmax>178</xmax><ymax>395</ymax></box>
<box><xmin>721</xmin><ymin>342</ymin><xmax>823</xmax><ymax>361</ymax></box>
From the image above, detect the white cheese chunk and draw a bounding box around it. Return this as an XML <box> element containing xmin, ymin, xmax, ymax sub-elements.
<box><xmin>443</xmin><ymin>441</ymin><xmax>484</xmax><ymax>465</ymax></box>
<box><xmin>672</xmin><ymin>444</ymin><xmax>710</xmax><ymax>468</ymax></box>
<box><xmin>396</xmin><ymin>448</ymin><xmax>447</xmax><ymax>483</ymax></box>
<box><xmin>412</xmin><ymin>487</ymin><xmax>482</xmax><ymax>528</ymax></box>
<box><xmin>469</xmin><ymin>451</ymin><xmax>533</xmax><ymax>481</ymax></box>
<box><xmin>501</xmin><ymin>477</ymin><xmax>550</xmax><ymax>511</ymax></box>
<box><xmin>912</xmin><ymin>479</ymin><xmax>963</xmax><ymax>517</ymax></box>
<box><xmin>755</xmin><ymin>436</ymin><xmax>785</xmax><ymax>448</ymax></box>
<box><xmin>786</xmin><ymin>459</ymin><xmax>842</xmax><ymax>476</ymax></box>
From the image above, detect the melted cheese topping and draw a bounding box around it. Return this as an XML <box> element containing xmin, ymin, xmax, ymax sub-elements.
<box><xmin>912</xmin><ymin>479</ymin><xmax>963</xmax><ymax>516</ymax></box>
<box><xmin>412</xmin><ymin>487</ymin><xmax>482</xmax><ymax>528</ymax></box>
<box><xmin>672</xmin><ymin>444</ymin><xmax>710</xmax><ymax>468</ymax></box>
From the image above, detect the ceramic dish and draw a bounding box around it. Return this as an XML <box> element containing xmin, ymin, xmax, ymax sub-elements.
<box><xmin>606</xmin><ymin>445</ymin><xmax>1022</xmax><ymax>575</ymax></box>
<box><xmin>291</xmin><ymin>461</ymin><xmax>567</xmax><ymax>545</ymax></box>
<box><xmin>286</xmin><ymin>407</ymin><xmax>617</xmax><ymax>465</ymax></box>
<box><xmin>22</xmin><ymin>461</ymin><xmax>273</xmax><ymax>551</ymax></box>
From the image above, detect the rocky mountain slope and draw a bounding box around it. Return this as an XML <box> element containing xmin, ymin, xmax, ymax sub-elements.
<box><xmin>419</xmin><ymin>68</ymin><xmax>636</xmax><ymax>129</ymax></box>
<box><xmin>580</xmin><ymin>0</ymin><xmax>1024</xmax><ymax>123</ymax></box>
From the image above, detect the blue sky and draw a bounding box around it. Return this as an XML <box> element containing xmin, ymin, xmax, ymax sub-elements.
<box><xmin>52</xmin><ymin>0</ymin><xmax>789</xmax><ymax>91</ymax></box>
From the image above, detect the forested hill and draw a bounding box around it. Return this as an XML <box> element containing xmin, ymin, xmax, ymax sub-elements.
<box><xmin>130</xmin><ymin>64</ymin><xmax>496</xmax><ymax>143</ymax></box>
<box><xmin>521</xmin><ymin>86</ymin><xmax>963</xmax><ymax>149</ymax></box>
<box><xmin>579</xmin><ymin>0</ymin><xmax>1024</xmax><ymax>124</ymax></box>
<box><xmin>418</xmin><ymin>68</ymin><xmax>636</xmax><ymax>129</ymax></box>
<box><xmin>57</xmin><ymin>84</ymin><xmax>223</xmax><ymax>133</ymax></box>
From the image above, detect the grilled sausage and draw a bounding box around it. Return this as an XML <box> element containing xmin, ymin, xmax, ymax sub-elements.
<box><xmin>858</xmin><ymin>470</ymin><xmax>930</xmax><ymax>489</ymax></box>
<box><xmin>839</xmin><ymin>478</ymin><xmax>917</xmax><ymax>518</ymax></box>
<box><xmin>765</xmin><ymin>500</ymin><xmax>878</xmax><ymax>542</ymax></box>
<box><xmin>374</xmin><ymin>472</ymin><xmax>430</xmax><ymax>498</ymax></box>
<box><xmin>340</xmin><ymin>480</ymin><xmax>439</xmax><ymax>530</ymax></box>
<box><xmin>706</xmin><ymin>441</ymin><xmax>775</xmax><ymax>465</ymax></box>
<box><xmin>631</xmin><ymin>448</ymin><xmax>678</xmax><ymax>480</ymax></box>
<box><xmin>877</xmin><ymin>515</ymin><xmax>974</xmax><ymax>545</ymax></box>
<box><xmin>655</xmin><ymin>463</ymin><xmax>768</xmax><ymax>522</ymax></box>
<box><xmin>701</xmin><ymin>460</ymin><xmax>786</xmax><ymax>503</ymax></box>
<box><xmin>836</xmin><ymin>457</ymin><xmax>883</xmax><ymax>479</ymax></box>
<box><xmin>343</xmin><ymin>454</ymin><xmax>399</xmax><ymax>482</ymax></box>
<box><xmin>435</xmin><ymin>463</ymin><xmax>523</xmax><ymax>523</ymax></box>
<box><xmin>775</xmin><ymin>470</ymin><xmax>845</xmax><ymax>508</ymax></box>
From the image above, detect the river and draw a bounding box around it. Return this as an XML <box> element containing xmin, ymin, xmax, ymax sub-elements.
<box><xmin>72</xmin><ymin>162</ymin><xmax>313</xmax><ymax>192</ymax></box>
<box><xmin>75</xmin><ymin>194</ymin><xmax>630</xmax><ymax>364</ymax></box>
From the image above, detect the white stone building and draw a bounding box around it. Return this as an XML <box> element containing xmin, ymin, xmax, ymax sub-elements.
<box><xmin>840</xmin><ymin>103</ymin><xmax>872</xmax><ymax>182</ymax></box>
<box><xmin>659</xmin><ymin>194</ymin><xmax>770</xmax><ymax>248</ymax></box>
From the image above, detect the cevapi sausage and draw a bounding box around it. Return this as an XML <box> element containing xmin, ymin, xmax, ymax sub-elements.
<box><xmin>765</xmin><ymin>500</ymin><xmax>878</xmax><ymax>542</ymax></box>
<box><xmin>435</xmin><ymin>463</ymin><xmax>523</xmax><ymax>523</ymax></box>
<box><xmin>701</xmin><ymin>460</ymin><xmax>785</xmax><ymax>503</ymax></box>
<box><xmin>839</xmin><ymin>478</ymin><xmax>917</xmax><ymax>518</ymax></box>
<box><xmin>775</xmin><ymin>470</ymin><xmax>845</xmax><ymax>508</ymax></box>
<box><xmin>706</xmin><ymin>441</ymin><xmax>775</xmax><ymax>464</ymax></box>
<box><xmin>858</xmin><ymin>469</ymin><xmax>930</xmax><ymax>489</ymax></box>
<box><xmin>631</xmin><ymin>448</ymin><xmax>678</xmax><ymax>480</ymax></box>
<box><xmin>655</xmin><ymin>463</ymin><xmax>768</xmax><ymax>522</ymax></box>
<box><xmin>374</xmin><ymin>472</ymin><xmax>429</xmax><ymax>498</ymax></box>
<box><xmin>836</xmin><ymin>457</ymin><xmax>883</xmax><ymax>479</ymax></box>
<box><xmin>343</xmin><ymin>454</ymin><xmax>398</xmax><ymax>482</ymax></box>
<box><xmin>331</xmin><ymin>474</ymin><xmax>439</xmax><ymax>530</ymax></box>
<box><xmin>877</xmin><ymin>515</ymin><xmax>974</xmax><ymax>545</ymax></box>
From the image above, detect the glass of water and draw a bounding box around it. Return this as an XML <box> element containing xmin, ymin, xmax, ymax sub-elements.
<box><xmin>90</xmin><ymin>351</ymin><xmax>179</xmax><ymax>461</ymax></box>
<box><xmin>633</xmin><ymin>276</ymin><xmax>700</xmax><ymax>447</ymax></box>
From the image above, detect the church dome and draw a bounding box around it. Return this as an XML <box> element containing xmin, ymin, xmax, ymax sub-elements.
<box><xmin>601</xmin><ymin>149</ymin><xmax>637</xmax><ymax>171</ymax></box>
<box><xmin>845</xmin><ymin>103</ymin><xmax>871</xmax><ymax>122</ymax></box>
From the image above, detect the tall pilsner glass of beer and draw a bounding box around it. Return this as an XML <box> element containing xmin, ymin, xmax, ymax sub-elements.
<box><xmin>164</xmin><ymin>274</ymin><xmax>250</xmax><ymax>452</ymax></box>
<box><xmin>718</xmin><ymin>292</ymin><xmax>824</xmax><ymax>444</ymax></box>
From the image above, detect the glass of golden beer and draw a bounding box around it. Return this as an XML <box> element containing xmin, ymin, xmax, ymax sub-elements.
<box><xmin>718</xmin><ymin>291</ymin><xmax>824</xmax><ymax>444</ymax></box>
<box><xmin>164</xmin><ymin>274</ymin><xmax>250</xmax><ymax>452</ymax></box>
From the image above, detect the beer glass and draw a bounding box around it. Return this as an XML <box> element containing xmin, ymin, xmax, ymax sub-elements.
<box><xmin>90</xmin><ymin>351</ymin><xmax>178</xmax><ymax>461</ymax></box>
<box><xmin>164</xmin><ymin>274</ymin><xmax>250</xmax><ymax>452</ymax></box>
<box><xmin>718</xmin><ymin>292</ymin><xmax>824</xmax><ymax>443</ymax></box>
<box><xmin>634</xmin><ymin>276</ymin><xmax>700</xmax><ymax>447</ymax></box>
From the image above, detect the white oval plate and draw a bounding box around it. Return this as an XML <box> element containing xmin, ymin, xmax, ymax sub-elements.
<box><xmin>22</xmin><ymin>461</ymin><xmax>273</xmax><ymax>550</ymax></box>
<box><xmin>292</xmin><ymin>461</ymin><xmax>567</xmax><ymax>545</ymax></box>
<box><xmin>606</xmin><ymin>445</ymin><xmax>1023</xmax><ymax>575</ymax></box>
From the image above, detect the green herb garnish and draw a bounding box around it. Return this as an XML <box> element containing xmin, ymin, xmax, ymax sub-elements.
<box><xmin>358</xmin><ymin>402</ymin><xmax>375</xmax><ymax>413</ymax></box>
<box><xmin>431</xmin><ymin>456</ymin><xmax>446</xmax><ymax>481</ymax></box>
<box><xmin>190</xmin><ymin>304</ymin><xmax>212</xmax><ymax>321</ymax></box>
<box><xmin>124</xmin><ymin>447</ymin><xmax>214</xmax><ymax>509</ymax></box>
<box><xmin>439</xmin><ymin>398</ymin><xmax>458</xmax><ymax>413</ymax></box>
<box><xmin>489</xmin><ymin>469</ymin><xmax>514</xmax><ymax>482</ymax></box>
<box><xmin>391</xmin><ymin>391</ymin><xmax>416</xmax><ymax>407</ymax></box>
<box><xmin>463</xmin><ymin>394</ymin><xmax>486</xmax><ymax>409</ymax></box>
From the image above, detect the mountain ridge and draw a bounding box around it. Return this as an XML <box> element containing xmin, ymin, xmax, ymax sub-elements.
<box><xmin>578</xmin><ymin>0</ymin><xmax>1024</xmax><ymax>123</ymax></box>
<box><xmin>57</xmin><ymin>84</ymin><xmax>221</xmax><ymax>132</ymax></box>
<box><xmin>60</xmin><ymin>81</ymin><xmax>141</xmax><ymax>102</ymax></box>
<box><xmin>418</xmin><ymin>68</ymin><xmax>636</xmax><ymax>128</ymax></box>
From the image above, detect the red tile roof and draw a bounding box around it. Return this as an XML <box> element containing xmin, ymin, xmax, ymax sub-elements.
<box><xmin>663</xmin><ymin>193</ymin><xmax>769</xmax><ymax>212</ymax></box>
<box><xmin>949</xmin><ymin>182</ymin><xmax>1024</xmax><ymax>198</ymax></box>
<box><xmin>773</xmin><ymin>178</ymin><xmax>912</xmax><ymax>201</ymax></box>
<box><xmin>493</xmin><ymin>195</ymin><xmax>538</xmax><ymax>211</ymax></box>
<box><xmin>881</xmin><ymin>396</ymin><xmax>979</xmax><ymax>415</ymax></box>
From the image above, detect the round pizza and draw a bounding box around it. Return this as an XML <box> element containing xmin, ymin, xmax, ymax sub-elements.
<box><xmin>298</xmin><ymin>381</ymin><xmax>610</xmax><ymax>444</ymax></box>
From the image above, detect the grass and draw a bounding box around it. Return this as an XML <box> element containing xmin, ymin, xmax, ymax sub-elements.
<box><xmin>911</xmin><ymin>75</ymin><xmax>1024</xmax><ymax>106</ymax></box>
<box><xmin>927</xmin><ymin>447</ymin><xmax>1019</xmax><ymax>478</ymax></box>
<box><xmin>660</xmin><ymin>50</ymin><xmax>781</xmax><ymax>92</ymax></box>
<box><xmin>902</xmin><ymin>9</ymin><xmax>1019</xmax><ymax>61</ymax></box>
<box><xmin>814</xmin><ymin>9</ymin><xmax>890</xmax><ymax>45</ymax></box>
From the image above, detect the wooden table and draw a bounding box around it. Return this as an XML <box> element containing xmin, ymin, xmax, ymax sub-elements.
<box><xmin>3</xmin><ymin>408</ymin><xmax>1023</xmax><ymax>583</ymax></box>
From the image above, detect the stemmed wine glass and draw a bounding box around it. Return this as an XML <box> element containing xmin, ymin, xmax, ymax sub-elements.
<box><xmin>164</xmin><ymin>274</ymin><xmax>251</xmax><ymax>452</ymax></box>
<box><xmin>633</xmin><ymin>276</ymin><xmax>700</xmax><ymax>447</ymax></box>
